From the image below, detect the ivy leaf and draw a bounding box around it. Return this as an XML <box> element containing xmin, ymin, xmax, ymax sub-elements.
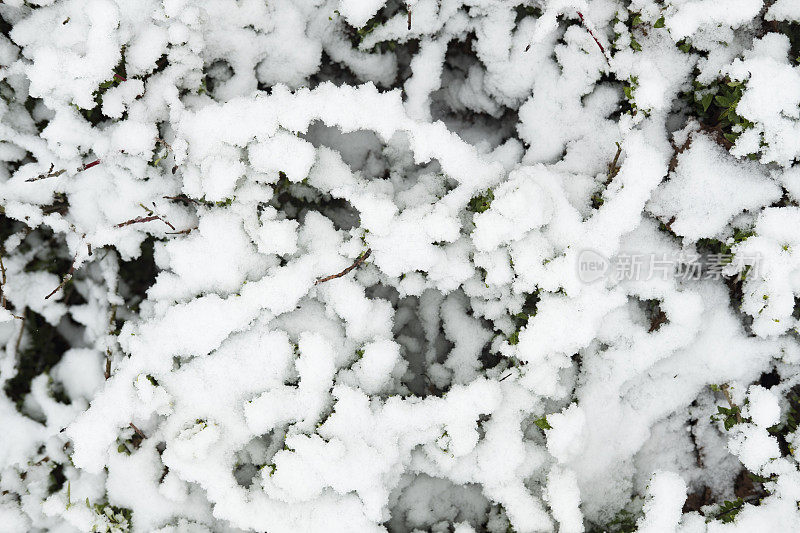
<box><xmin>654</xmin><ymin>16</ymin><xmax>665</xmax><ymax>28</ymax></box>
<box><xmin>715</xmin><ymin>95</ymin><xmax>733</xmax><ymax>108</ymax></box>
<box><xmin>701</xmin><ymin>93</ymin><xmax>714</xmax><ymax>112</ymax></box>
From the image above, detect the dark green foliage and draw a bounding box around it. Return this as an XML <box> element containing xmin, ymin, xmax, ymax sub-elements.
<box><xmin>4</xmin><ymin>310</ymin><xmax>69</xmax><ymax>408</ymax></box>
<box><xmin>0</xmin><ymin>213</ymin><xmax>21</xmax><ymax>245</ymax></box>
<box><xmin>75</xmin><ymin>56</ymin><xmax>128</xmax><ymax>126</ymax></box>
<box><xmin>685</xmin><ymin>78</ymin><xmax>754</xmax><ymax>146</ymax></box>
<box><xmin>533</xmin><ymin>416</ymin><xmax>551</xmax><ymax>430</ymax></box>
<box><xmin>468</xmin><ymin>189</ymin><xmax>494</xmax><ymax>214</ymax></box>
<box><xmin>696</xmin><ymin>228</ymin><xmax>754</xmax><ymax>257</ymax></box>
<box><xmin>589</xmin><ymin>509</ymin><xmax>638</xmax><ymax>533</ymax></box>
<box><xmin>712</xmin><ymin>404</ymin><xmax>742</xmax><ymax>431</ymax></box>
<box><xmin>677</xmin><ymin>39</ymin><xmax>692</xmax><ymax>53</ymax></box>
<box><xmin>48</xmin><ymin>463</ymin><xmax>66</xmax><ymax>494</ymax></box>
<box><xmin>768</xmin><ymin>387</ymin><xmax>800</xmax><ymax>457</ymax></box>
<box><xmin>514</xmin><ymin>5</ymin><xmax>543</xmax><ymax>23</ymax></box>
<box><xmin>118</xmin><ymin>237</ymin><xmax>158</xmax><ymax>305</ymax></box>
<box><xmin>507</xmin><ymin>292</ymin><xmax>540</xmax><ymax>345</ymax></box>
<box><xmin>713</xmin><ymin>498</ymin><xmax>745</xmax><ymax>523</ymax></box>
<box><xmin>90</xmin><ymin>502</ymin><xmax>132</xmax><ymax>527</ymax></box>
<box><xmin>775</xmin><ymin>22</ymin><xmax>800</xmax><ymax>64</ymax></box>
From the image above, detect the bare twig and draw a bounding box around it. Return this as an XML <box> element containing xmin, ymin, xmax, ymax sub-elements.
<box><xmin>113</xmin><ymin>74</ymin><xmax>127</xmax><ymax>82</ymax></box>
<box><xmin>156</xmin><ymin>138</ymin><xmax>173</xmax><ymax>152</ymax></box>
<box><xmin>26</xmin><ymin>163</ymin><xmax>66</xmax><ymax>182</ymax></box>
<box><xmin>406</xmin><ymin>3</ymin><xmax>411</xmax><ymax>30</ymax></box>
<box><xmin>14</xmin><ymin>311</ymin><xmax>26</xmax><ymax>355</ymax></box>
<box><xmin>81</xmin><ymin>159</ymin><xmax>101</xmax><ymax>171</ymax></box>
<box><xmin>104</xmin><ymin>356</ymin><xmax>111</xmax><ymax>380</ymax></box>
<box><xmin>27</xmin><ymin>159</ymin><xmax>100</xmax><ymax>182</ymax></box>
<box><xmin>0</xmin><ymin>253</ymin><xmax>6</xmax><ymax>309</ymax></box>
<box><xmin>45</xmin><ymin>254</ymin><xmax>77</xmax><ymax>300</ymax></box>
<box><xmin>577</xmin><ymin>11</ymin><xmax>610</xmax><ymax>65</ymax></box>
<box><xmin>166</xmin><ymin>228</ymin><xmax>195</xmax><ymax>235</ymax></box>
<box><xmin>721</xmin><ymin>384</ymin><xmax>743</xmax><ymax>424</ymax></box>
<box><xmin>315</xmin><ymin>249</ymin><xmax>372</xmax><ymax>285</ymax></box>
<box><xmin>608</xmin><ymin>142</ymin><xmax>622</xmax><ymax>180</ymax></box>
<box><xmin>114</xmin><ymin>215</ymin><xmax>176</xmax><ymax>231</ymax></box>
<box><xmin>129</xmin><ymin>423</ymin><xmax>146</xmax><ymax>440</ymax></box>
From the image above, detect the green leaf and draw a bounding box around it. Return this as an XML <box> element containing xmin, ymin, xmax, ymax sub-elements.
<box><xmin>714</xmin><ymin>95</ymin><xmax>732</xmax><ymax>108</ymax></box>
<box><xmin>654</xmin><ymin>16</ymin><xmax>665</xmax><ymax>28</ymax></box>
<box><xmin>630</xmin><ymin>39</ymin><xmax>642</xmax><ymax>52</ymax></box>
<box><xmin>468</xmin><ymin>189</ymin><xmax>494</xmax><ymax>213</ymax></box>
<box><xmin>534</xmin><ymin>417</ymin><xmax>552</xmax><ymax>430</ymax></box>
<box><xmin>701</xmin><ymin>93</ymin><xmax>713</xmax><ymax>112</ymax></box>
<box><xmin>623</xmin><ymin>86</ymin><xmax>634</xmax><ymax>100</ymax></box>
<box><xmin>716</xmin><ymin>498</ymin><xmax>745</xmax><ymax>523</ymax></box>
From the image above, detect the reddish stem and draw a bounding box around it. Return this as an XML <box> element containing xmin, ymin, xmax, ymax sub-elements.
<box><xmin>81</xmin><ymin>159</ymin><xmax>101</xmax><ymax>171</ymax></box>
<box><xmin>577</xmin><ymin>12</ymin><xmax>610</xmax><ymax>64</ymax></box>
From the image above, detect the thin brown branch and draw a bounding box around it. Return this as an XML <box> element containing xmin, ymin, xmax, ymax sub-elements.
<box><xmin>114</xmin><ymin>215</ymin><xmax>176</xmax><ymax>231</ymax></box>
<box><xmin>104</xmin><ymin>355</ymin><xmax>111</xmax><ymax>380</ymax></box>
<box><xmin>608</xmin><ymin>142</ymin><xmax>622</xmax><ymax>180</ymax></box>
<box><xmin>407</xmin><ymin>3</ymin><xmax>411</xmax><ymax>30</ymax></box>
<box><xmin>166</xmin><ymin>228</ymin><xmax>195</xmax><ymax>235</ymax></box>
<box><xmin>315</xmin><ymin>249</ymin><xmax>372</xmax><ymax>285</ymax></box>
<box><xmin>26</xmin><ymin>163</ymin><xmax>66</xmax><ymax>182</ymax></box>
<box><xmin>156</xmin><ymin>138</ymin><xmax>173</xmax><ymax>152</ymax></box>
<box><xmin>129</xmin><ymin>422</ymin><xmax>146</xmax><ymax>440</ymax></box>
<box><xmin>27</xmin><ymin>159</ymin><xmax>100</xmax><ymax>182</ymax></box>
<box><xmin>721</xmin><ymin>384</ymin><xmax>743</xmax><ymax>424</ymax></box>
<box><xmin>45</xmin><ymin>254</ymin><xmax>77</xmax><ymax>300</ymax></box>
<box><xmin>0</xmin><ymin>252</ymin><xmax>6</xmax><ymax>309</ymax></box>
<box><xmin>113</xmin><ymin>74</ymin><xmax>127</xmax><ymax>82</ymax></box>
<box><xmin>14</xmin><ymin>311</ymin><xmax>26</xmax><ymax>355</ymax></box>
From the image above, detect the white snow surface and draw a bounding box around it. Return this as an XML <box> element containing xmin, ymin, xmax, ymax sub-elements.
<box><xmin>1</xmin><ymin>1</ymin><xmax>800</xmax><ymax>532</ymax></box>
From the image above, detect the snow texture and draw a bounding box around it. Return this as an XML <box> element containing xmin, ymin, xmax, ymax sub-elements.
<box><xmin>1</xmin><ymin>1</ymin><xmax>800</xmax><ymax>532</ymax></box>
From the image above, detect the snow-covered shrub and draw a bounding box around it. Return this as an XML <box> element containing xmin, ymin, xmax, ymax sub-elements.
<box><xmin>3</xmin><ymin>0</ymin><xmax>800</xmax><ymax>531</ymax></box>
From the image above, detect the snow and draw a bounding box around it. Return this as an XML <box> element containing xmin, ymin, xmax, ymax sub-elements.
<box><xmin>636</xmin><ymin>471</ymin><xmax>687</xmax><ymax>533</ymax></box>
<box><xmin>3</xmin><ymin>0</ymin><xmax>800</xmax><ymax>531</ymax></box>
<box><xmin>647</xmin><ymin>132</ymin><xmax>781</xmax><ymax>241</ymax></box>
